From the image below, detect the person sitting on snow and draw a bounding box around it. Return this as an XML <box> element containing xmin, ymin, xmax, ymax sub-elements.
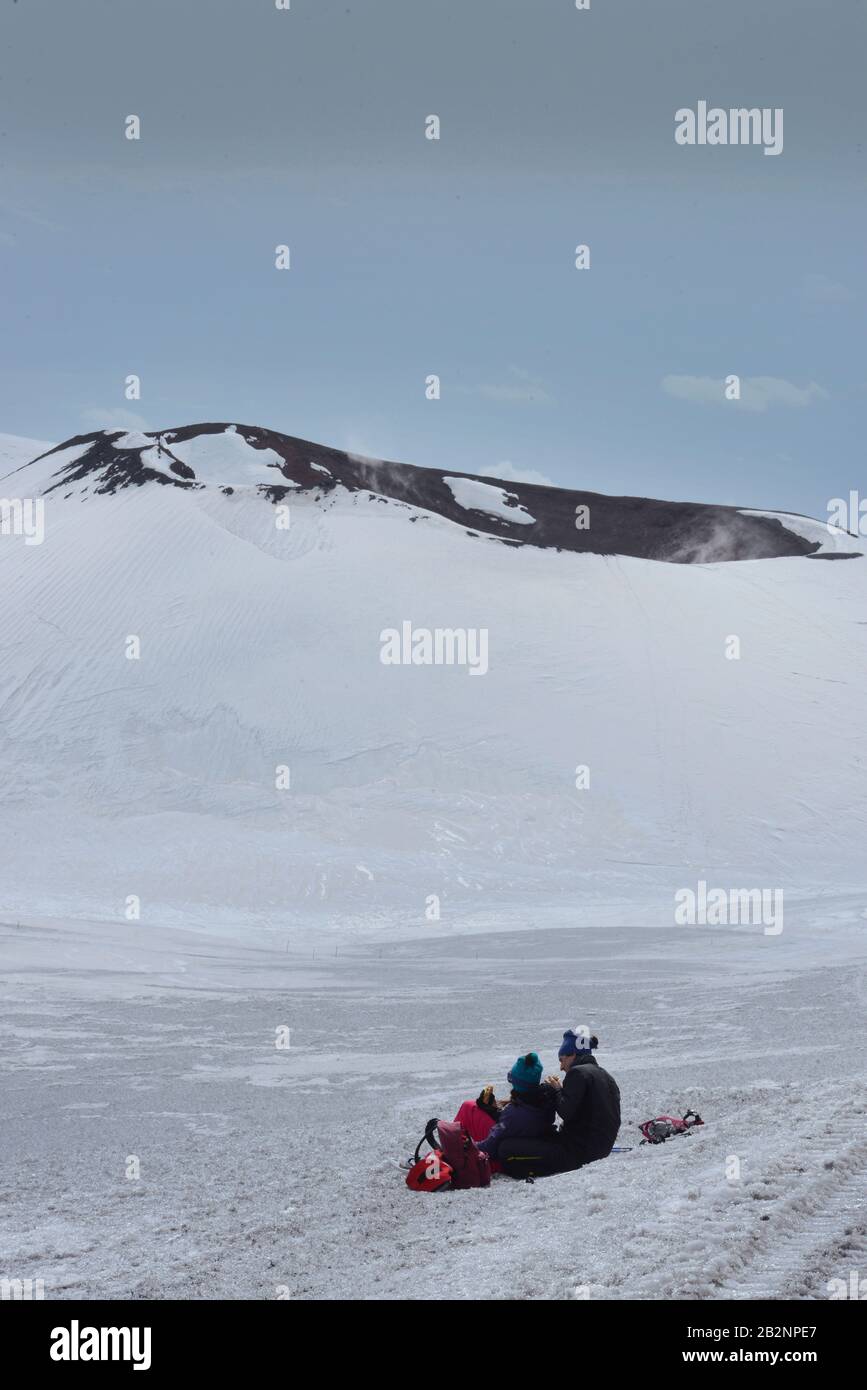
<box><xmin>453</xmin><ymin>1085</ymin><xmax>503</xmax><ymax>1145</ymax></box>
<box><xmin>496</xmin><ymin>1030</ymin><xmax>621</xmax><ymax>1179</ymax></box>
<box><xmin>460</xmin><ymin>1053</ymin><xmax>557</xmax><ymax>1166</ymax></box>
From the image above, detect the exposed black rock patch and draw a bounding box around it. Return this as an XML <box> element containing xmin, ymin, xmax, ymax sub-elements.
<box><xmin>805</xmin><ymin>552</ymin><xmax>861</xmax><ymax>560</ymax></box>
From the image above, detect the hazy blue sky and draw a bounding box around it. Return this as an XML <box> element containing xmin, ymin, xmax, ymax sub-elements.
<box><xmin>1</xmin><ymin>0</ymin><xmax>865</xmax><ymax>516</ymax></box>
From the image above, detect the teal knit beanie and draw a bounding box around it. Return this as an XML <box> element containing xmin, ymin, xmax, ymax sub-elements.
<box><xmin>508</xmin><ymin>1051</ymin><xmax>543</xmax><ymax>1093</ymax></box>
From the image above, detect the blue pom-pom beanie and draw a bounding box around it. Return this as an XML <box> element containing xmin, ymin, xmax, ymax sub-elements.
<box><xmin>558</xmin><ymin>1028</ymin><xmax>597</xmax><ymax>1058</ymax></box>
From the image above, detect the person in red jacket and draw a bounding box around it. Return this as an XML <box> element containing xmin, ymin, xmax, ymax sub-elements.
<box><xmin>453</xmin><ymin>1085</ymin><xmax>502</xmax><ymax>1144</ymax></box>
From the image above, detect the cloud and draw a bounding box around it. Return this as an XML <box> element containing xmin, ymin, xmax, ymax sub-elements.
<box><xmin>799</xmin><ymin>273</ymin><xmax>853</xmax><ymax>306</ymax></box>
<box><xmin>662</xmin><ymin>375</ymin><xmax>829</xmax><ymax>413</ymax></box>
<box><xmin>80</xmin><ymin>407</ymin><xmax>149</xmax><ymax>432</ymax></box>
<box><xmin>464</xmin><ymin>366</ymin><xmax>553</xmax><ymax>405</ymax></box>
<box><xmin>481</xmin><ymin>461</ymin><xmax>555</xmax><ymax>487</ymax></box>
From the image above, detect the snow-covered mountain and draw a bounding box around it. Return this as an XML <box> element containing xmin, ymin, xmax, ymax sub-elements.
<box><xmin>2</xmin><ymin>421</ymin><xmax>852</xmax><ymax>562</ymax></box>
<box><xmin>0</xmin><ymin>431</ymin><xmax>56</xmax><ymax>476</ymax></box>
<box><xmin>1</xmin><ymin>423</ymin><xmax>865</xmax><ymax>929</ymax></box>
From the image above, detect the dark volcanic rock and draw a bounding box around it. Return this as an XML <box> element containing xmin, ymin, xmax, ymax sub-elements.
<box><xmin>17</xmin><ymin>422</ymin><xmax>831</xmax><ymax>565</ymax></box>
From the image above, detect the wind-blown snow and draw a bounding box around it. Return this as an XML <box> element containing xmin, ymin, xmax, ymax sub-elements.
<box><xmin>444</xmin><ymin>476</ymin><xmax>536</xmax><ymax>525</ymax></box>
<box><xmin>739</xmin><ymin>508</ymin><xmax>865</xmax><ymax>556</ymax></box>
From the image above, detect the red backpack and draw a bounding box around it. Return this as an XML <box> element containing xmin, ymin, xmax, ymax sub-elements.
<box><xmin>405</xmin><ymin>1118</ymin><xmax>492</xmax><ymax>1192</ymax></box>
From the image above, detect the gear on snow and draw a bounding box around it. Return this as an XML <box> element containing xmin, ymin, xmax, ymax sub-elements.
<box><xmin>405</xmin><ymin>1118</ymin><xmax>492</xmax><ymax>1192</ymax></box>
<box><xmin>638</xmin><ymin>1110</ymin><xmax>704</xmax><ymax>1144</ymax></box>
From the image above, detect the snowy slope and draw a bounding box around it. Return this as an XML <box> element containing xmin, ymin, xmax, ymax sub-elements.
<box><xmin>1</xmin><ymin>423</ymin><xmax>866</xmax><ymax>929</ymax></box>
<box><xmin>1</xmin><ymin>916</ymin><xmax>864</xmax><ymax>1300</ymax></box>
<box><xmin>1</xmin><ymin>421</ymin><xmax>865</xmax><ymax>1304</ymax></box>
<box><xmin>0</xmin><ymin>432</ymin><xmax>55</xmax><ymax>475</ymax></box>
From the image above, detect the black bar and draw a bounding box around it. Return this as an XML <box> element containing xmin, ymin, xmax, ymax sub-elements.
<box><xmin>7</xmin><ymin>1298</ymin><xmax>860</xmax><ymax>1373</ymax></box>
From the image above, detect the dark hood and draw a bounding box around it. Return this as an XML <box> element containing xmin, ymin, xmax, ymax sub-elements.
<box><xmin>512</xmin><ymin>1083</ymin><xmax>558</xmax><ymax>1109</ymax></box>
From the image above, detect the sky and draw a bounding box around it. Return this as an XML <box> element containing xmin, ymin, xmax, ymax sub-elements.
<box><xmin>1</xmin><ymin>0</ymin><xmax>865</xmax><ymax>517</ymax></box>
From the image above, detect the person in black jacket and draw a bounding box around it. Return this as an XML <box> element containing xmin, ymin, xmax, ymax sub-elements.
<box><xmin>497</xmin><ymin>1029</ymin><xmax>621</xmax><ymax>1179</ymax></box>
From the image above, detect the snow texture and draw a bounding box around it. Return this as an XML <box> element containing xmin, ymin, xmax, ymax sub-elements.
<box><xmin>0</xmin><ymin>433</ymin><xmax>55</xmax><ymax>476</ymax></box>
<box><xmin>0</xmin><ymin>426</ymin><xmax>864</xmax><ymax>1301</ymax></box>
<box><xmin>738</xmin><ymin>508</ymin><xmax>865</xmax><ymax>557</ymax></box>
<box><xmin>168</xmin><ymin>425</ymin><xmax>284</xmax><ymax>486</ymax></box>
<box><xmin>444</xmin><ymin>475</ymin><xmax>536</xmax><ymax>525</ymax></box>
